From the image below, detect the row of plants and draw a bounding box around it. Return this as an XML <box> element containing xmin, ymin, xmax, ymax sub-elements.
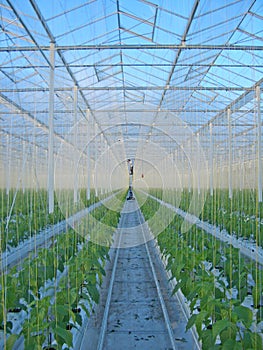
<box><xmin>0</xmin><ymin>188</ymin><xmax>104</xmax><ymax>252</ymax></box>
<box><xmin>137</xmin><ymin>192</ymin><xmax>263</xmax><ymax>350</ymax></box>
<box><xmin>199</xmin><ymin>190</ymin><xmax>263</xmax><ymax>248</ymax></box>
<box><xmin>148</xmin><ymin>188</ymin><xmax>263</xmax><ymax>249</ymax></box>
<box><xmin>0</xmin><ymin>191</ymin><xmax>125</xmax><ymax>350</ymax></box>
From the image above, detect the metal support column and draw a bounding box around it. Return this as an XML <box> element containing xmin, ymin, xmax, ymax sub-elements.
<box><xmin>209</xmin><ymin>123</ymin><xmax>213</xmax><ymax>196</ymax></box>
<box><xmin>256</xmin><ymin>85</ymin><xmax>262</xmax><ymax>202</ymax></box>
<box><xmin>86</xmin><ymin>110</ymin><xmax>91</xmax><ymax>200</ymax></box>
<box><xmin>6</xmin><ymin>134</ymin><xmax>10</xmax><ymax>195</ymax></box>
<box><xmin>197</xmin><ymin>133</ymin><xmax>200</xmax><ymax>195</ymax></box>
<box><xmin>94</xmin><ymin>122</ymin><xmax>98</xmax><ymax>197</ymax></box>
<box><xmin>48</xmin><ymin>42</ymin><xmax>55</xmax><ymax>213</ymax></box>
<box><xmin>73</xmin><ymin>85</ymin><xmax>78</xmax><ymax>204</ymax></box>
<box><xmin>228</xmin><ymin>108</ymin><xmax>232</xmax><ymax>200</ymax></box>
<box><xmin>22</xmin><ymin>140</ymin><xmax>26</xmax><ymax>193</ymax></box>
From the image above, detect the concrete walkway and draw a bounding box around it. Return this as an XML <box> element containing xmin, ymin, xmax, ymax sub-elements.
<box><xmin>78</xmin><ymin>199</ymin><xmax>198</xmax><ymax>350</ymax></box>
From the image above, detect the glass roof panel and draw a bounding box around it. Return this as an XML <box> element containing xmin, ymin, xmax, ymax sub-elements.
<box><xmin>0</xmin><ymin>0</ymin><xmax>262</xmax><ymax>172</ymax></box>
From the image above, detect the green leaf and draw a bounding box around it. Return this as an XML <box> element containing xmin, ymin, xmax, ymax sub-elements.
<box><xmin>22</xmin><ymin>338</ymin><xmax>43</xmax><ymax>350</ymax></box>
<box><xmin>6</xmin><ymin>334</ymin><xmax>19</xmax><ymax>350</ymax></box>
<box><xmin>186</xmin><ymin>313</ymin><xmax>197</xmax><ymax>331</ymax></box>
<box><xmin>75</xmin><ymin>312</ymin><xmax>83</xmax><ymax>327</ymax></box>
<box><xmin>87</xmin><ymin>284</ymin><xmax>100</xmax><ymax>304</ymax></box>
<box><xmin>53</xmin><ymin>326</ymin><xmax>73</xmax><ymax>347</ymax></box>
<box><xmin>58</xmin><ymin>259</ymin><xmax>65</xmax><ymax>272</ymax></box>
<box><xmin>200</xmin><ymin>329</ymin><xmax>216</xmax><ymax>350</ymax></box>
<box><xmin>212</xmin><ymin>319</ymin><xmax>232</xmax><ymax>340</ymax></box>
<box><xmin>220</xmin><ymin>322</ymin><xmax>237</xmax><ymax>343</ymax></box>
<box><xmin>172</xmin><ymin>282</ymin><xmax>181</xmax><ymax>294</ymax></box>
<box><xmin>233</xmin><ymin>305</ymin><xmax>253</xmax><ymax>328</ymax></box>
<box><xmin>69</xmin><ymin>288</ymin><xmax>78</xmax><ymax>305</ymax></box>
<box><xmin>26</xmin><ymin>322</ymin><xmax>49</xmax><ymax>335</ymax></box>
<box><xmin>186</xmin><ymin>311</ymin><xmax>208</xmax><ymax>336</ymax></box>
<box><xmin>56</xmin><ymin>304</ymin><xmax>71</xmax><ymax>317</ymax></box>
<box><xmin>215</xmin><ymin>287</ymin><xmax>224</xmax><ymax>299</ymax></box>
<box><xmin>222</xmin><ymin>339</ymin><xmax>242</xmax><ymax>350</ymax></box>
<box><xmin>243</xmin><ymin>330</ymin><xmax>263</xmax><ymax>350</ymax></box>
<box><xmin>79</xmin><ymin>302</ymin><xmax>90</xmax><ymax>319</ymax></box>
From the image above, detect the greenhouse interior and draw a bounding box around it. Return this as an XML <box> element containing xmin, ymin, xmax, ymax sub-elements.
<box><xmin>0</xmin><ymin>0</ymin><xmax>263</xmax><ymax>349</ymax></box>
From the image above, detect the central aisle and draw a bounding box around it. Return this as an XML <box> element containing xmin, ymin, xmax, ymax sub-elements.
<box><xmin>79</xmin><ymin>199</ymin><xmax>198</xmax><ymax>350</ymax></box>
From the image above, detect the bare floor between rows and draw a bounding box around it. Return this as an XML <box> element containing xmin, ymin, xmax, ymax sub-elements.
<box><xmin>79</xmin><ymin>200</ymin><xmax>198</xmax><ymax>350</ymax></box>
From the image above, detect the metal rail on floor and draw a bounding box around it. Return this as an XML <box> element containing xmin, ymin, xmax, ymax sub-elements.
<box><xmin>96</xmin><ymin>207</ymin><xmax>124</xmax><ymax>350</ymax></box>
<box><xmin>137</xmin><ymin>209</ymin><xmax>179</xmax><ymax>350</ymax></box>
<box><xmin>94</xmin><ymin>199</ymin><xmax>191</xmax><ymax>350</ymax></box>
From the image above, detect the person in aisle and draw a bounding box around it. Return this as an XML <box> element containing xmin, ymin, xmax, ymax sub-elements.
<box><xmin>127</xmin><ymin>159</ymin><xmax>135</xmax><ymax>200</ymax></box>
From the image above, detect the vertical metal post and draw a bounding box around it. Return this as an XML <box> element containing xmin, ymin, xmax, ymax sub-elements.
<box><xmin>209</xmin><ymin>123</ymin><xmax>213</xmax><ymax>196</ymax></box>
<box><xmin>22</xmin><ymin>140</ymin><xmax>26</xmax><ymax>193</ymax></box>
<box><xmin>35</xmin><ymin>145</ymin><xmax>38</xmax><ymax>192</ymax></box>
<box><xmin>99</xmin><ymin>133</ymin><xmax>105</xmax><ymax>194</ymax></box>
<box><xmin>107</xmin><ymin>141</ymin><xmax>110</xmax><ymax>194</ymax></box>
<box><xmin>180</xmin><ymin>147</ymin><xmax>184</xmax><ymax>191</ymax></box>
<box><xmin>239</xmin><ymin>149</ymin><xmax>242</xmax><ymax>191</ymax></box>
<box><xmin>6</xmin><ymin>134</ymin><xmax>10</xmax><ymax>195</ymax></box>
<box><xmin>187</xmin><ymin>142</ymin><xmax>191</xmax><ymax>192</ymax></box>
<box><xmin>256</xmin><ymin>85</ymin><xmax>262</xmax><ymax>202</ymax></box>
<box><xmin>94</xmin><ymin>122</ymin><xmax>98</xmax><ymax>197</ymax></box>
<box><xmin>197</xmin><ymin>133</ymin><xmax>200</xmax><ymax>195</ymax></box>
<box><xmin>73</xmin><ymin>85</ymin><xmax>78</xmax><ymax>204</ymax></box>
<box><xmin>188</xmin><ymin>144</ymin><xmax>191</xmax><ymax>193</ymax></box>
<box><xmin>228</xmin><ymin>108</ymin><xmax>232</xmax><ymax>200</ymax></box>
<box><xmin>86</xmin><ymin>110</ymin><xmax>90</xmax><ymax>200</ymax></box>
<box><xmin>48</xmin><ymin>42</ymin><xmax>55</xmax><ymax>213</ymax></box>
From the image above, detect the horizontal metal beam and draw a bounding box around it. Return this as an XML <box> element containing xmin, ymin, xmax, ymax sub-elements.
<box><xmin>85</xmin><ymin>109</ymin><xmax>263</xmax><ymax>114</ymax></box>
<box><xmin>2</xmin><ymin>63</ymin><xmax>263</xmax><ymax>69</ymax></box>
<box><xmin>1</xmin><ymin>109</ymin><xmax>262</xmax><ymax>114</ymax></box>
<box><xmin>0</xmin><ymin>44</ymin><xmax>262</xmax><ymax>52</ymax></box>
<box><xmin>0</xmin><ymin>86</ymin><xmax>254</xmax><ymax>92</ymax></box>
